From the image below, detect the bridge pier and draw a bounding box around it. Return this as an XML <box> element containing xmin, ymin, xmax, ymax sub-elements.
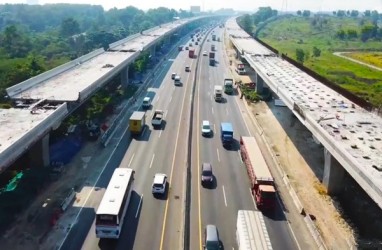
<box><xmin>121</xmin><ymin>65</ymin><xmax>129</xmax><ymax>88</ymax></box>
<box><xmin>322</xmin><ymin>147</ymin><xmax>345</xmax><ymax>195</ymax></box>
<box><xmin>150</xmin><ymin>46</ymin><xmax>156</xmax><ymax>58</ymax></box>
<box><xmin>256</xmin><ymin>74</ymin><xmax>264</xmax><ymax>94</ymax></box>
<box><xmin>28</xmin><ymin>133</ymin><xmax>50</xmax><ymax>167</ymax></box>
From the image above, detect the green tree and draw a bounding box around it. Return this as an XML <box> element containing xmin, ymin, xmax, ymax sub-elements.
<box><xmin>1</xmin><ymin>25</ymin><xmax>31</xmax><ymax>58</ymax></box>
<box><xmin>302</xmin><ymin>10</ymin><xmax>311</xmax><ymax>17</ymax></box>
<box><xmin>60</xmin><ymin>18</ymin><xmax>80</xmax><ymax>37</ymax></box>
<box><xmin>312</xmin><ymin>47</ymin><xmax>321</xmax><ymax>57</ymax></box>
<box><xmin>350</xmin><ymin>10</ymin><xmax>359</xmax><ymax>17</ymax></box>
<box><xmin>296</xmin><ymin>48</ymin><xmax>305</xmax><ymax>64</ymax></box>
<box><xmin>347</xmin><ymin>29</ymin><xmax>358</xmax><ymax>39</ymax></box>
<box><xmin>336</xmin><ymin>29</ymin><xmax>346</xmax><ymax>39</ymax></box>
<box><xmin>241</xmin><ymin>14</ymin><xmax>253</xmax><ymax>34</ymax></box>
<box><xmin>297</xmin><ymin>10</ymin><xmax>302</xmax><ymax>16</ymax></box>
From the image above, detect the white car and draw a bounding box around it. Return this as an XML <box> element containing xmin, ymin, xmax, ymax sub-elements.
<box><xmin>203</xmin><ymin>51</ymin><xmax>208</xmax><ymax>56</ymax></box>
<box><xmin>202</xmin><ymin>120</ymin><xmax>212</xmax><ymax>136</ymax></box>
<box><xmin>152</xmin><ymin>173</ymin><xmax>167</xmax><ymax>194</ymax></box>
<box><xmin>142</xmin><ymin>97</ymin><xmax>151</xmax><ymax>109</ymax></box>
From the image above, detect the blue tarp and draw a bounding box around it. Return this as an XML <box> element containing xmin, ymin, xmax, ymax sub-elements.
<box><xmin>49</xmin><ymin>137</ymin><xmax>82</xmax><ymax>165</ymax></box>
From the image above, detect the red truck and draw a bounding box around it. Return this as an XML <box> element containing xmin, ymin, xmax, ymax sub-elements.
<box><xmin>240</xmin><ymin>136</ymin><xmax>276</xmax><ymax>210</ymax></box>
<box><xmin>189</xmin><ymin>48</ymin><xmax>195</xmax><ymax>58</ymax></box>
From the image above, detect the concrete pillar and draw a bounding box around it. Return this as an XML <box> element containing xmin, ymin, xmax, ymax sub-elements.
<box><xmin>322</xmin><ymin>147</ymin><xmax>345</xmax><ymax>194</ymax></box>
<box><xmin>28</xmin><ymin>133</ymin><xmax>50</xmax><ymax>167</ymax></box>
<box><xmin>121</xmin><ymin>65</ymin><xmax>129</xmax><ymax>87</ymax></box>
<box><xmin>256</xmin><ymin>75</ymin><xmax>264</xmax><ymax>94</ymax></box>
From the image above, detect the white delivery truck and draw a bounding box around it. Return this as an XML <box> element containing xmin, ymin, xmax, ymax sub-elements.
<box><xmin>214</xmin><ymin>85</ymin><xmax>223</xmax><ymax>102</ymax></box>
<box><xmin>236</xmin><ymin>210</ymin><xmax>273</xmax><ymax>250</ymax></box>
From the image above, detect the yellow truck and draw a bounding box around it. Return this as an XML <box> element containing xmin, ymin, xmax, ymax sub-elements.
<box><xmin>129</xmin><ymin>111</ymin><xmax>146</xmax><ymax>135</ymax></box>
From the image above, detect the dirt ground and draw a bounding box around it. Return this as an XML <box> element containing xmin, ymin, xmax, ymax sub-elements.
<box><xmin>224</xmin><ymin>36</ymin><xmax>355</xmax><ymax>248</ymax></box>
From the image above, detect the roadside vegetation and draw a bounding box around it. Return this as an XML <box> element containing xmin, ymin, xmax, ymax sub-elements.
<box><xmin>238</xmin><ymin>9</ymin><xmax>382</xmax><ymax>107</ymax></box>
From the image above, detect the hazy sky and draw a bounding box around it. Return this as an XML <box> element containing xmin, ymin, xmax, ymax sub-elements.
<box><xmin>1</xmin><ymin>0</ymin><xmax>382</xmax><ymax>12</ymax></box>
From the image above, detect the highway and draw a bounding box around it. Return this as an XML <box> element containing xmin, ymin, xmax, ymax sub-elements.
<box><xmin>189</xmin><ymin>26</ymin><xmax>300</xmax><ymax>250</ymax></box>
<box><xmin>58</xmin><ymin>24</ymin><xmax>310</xmax><ymax>250</ymax></box>
<box><xmin>59</xmin><ymin>31</ymin><xmax>195</xmax><ymax>250</ymax></box>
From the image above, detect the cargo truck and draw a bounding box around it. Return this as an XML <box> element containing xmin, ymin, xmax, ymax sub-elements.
<box><xmin>240</xmin><ymin>136</ymin><xmax>276</xmax><ymax>210</ymax></box>
<box><xmin>236</xmin><ymin>210</ymin><xmax>273</xmax><ymax>250</ymax></box>
<box><xmin>211</xmin><ymin>44</ymin><xmax>215</xmax><ymax>51</ymax></box>
<box><xmin>189</xmin><ymin>48</ymin><xmax>195</xmax><ymax>58</ymax></box>
<box><xmin>129</xmin><ymin>111</ymin><xmax>146</xmax><ymax>135</ymax></box>
<box><xmin>223</xmin><ymin>78</ymin><xmax>234</xmax><ymax>94</ymax></box>
<box><xmin>151</xmin><ymin>110</ymin><xmax>164</xmax><ymax>128</ymax></box>
<box><xmin>212</xmin><ymin>34</ymin><xmax>216</xmax><ymax>41</ymax></box>
<box><xmin>209</xmin><ymin>52</ymin><xmax>215</xmax><ymax>66</ymax></box>
<box><xmin>220</xmin><ymin>123</ymin><xmax>233</xmax><ymax>148</ymax></box>
<box><xmin>214</xmin><ymin>85</ymin><xmax>223</xmax><ymax>102</ymax></box>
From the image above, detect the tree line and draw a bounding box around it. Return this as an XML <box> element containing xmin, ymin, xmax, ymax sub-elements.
<box><xmin>0</xmin><ymin>4</ymin><xmax>193</xmax><ymax>104</ymax></box>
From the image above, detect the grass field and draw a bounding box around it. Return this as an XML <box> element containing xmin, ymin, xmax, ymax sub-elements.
<box><xmin>258</xmin><ymin>16</ymin><xmax>382</xmax><ymax>107</ymax></box>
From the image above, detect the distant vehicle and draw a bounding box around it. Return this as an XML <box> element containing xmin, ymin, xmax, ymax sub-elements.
<box><xmin>185</xmin><ymin>46</ymin><xmax>189</xmax><ymax>50</ymax></box>
<box><xmin>202</xmin><ymin>120</ymin><xmax>212</xmax><ymax>136</ymax></box>
<box><xmin>203</xmin><ymin>225</ymin><xmax>221</xmax><ymax>250</ymax></box>
<box><xmin>217</xmin><ymin>37</ymin><xmax>220</xmax><ymax>42</ymax></box>
<box><xmin>152</xmin><ymin>173</ymin><xmax>167</xmax><ymax>195</ymax></box>
<box><xmin>201</xmin><ymin>163</ymin><xmax>213</xmax><ymax>185</ymax></box>
<box><xmin>129</xmin><ymin>111</ymin><xmax>146</xmax><ymax>135</ymax></box>
<box><xmin>189</xmin><ymin>48</ymin><xmax>195</xmax><ymax>58</ymax></box>
<box><xmin>223</xmin><ymin>78</ymin><xmax>234</xmax><ymax>94</ymax></box>
<box><xmin>189</xmin><ymin>42</ymin><xmax>193</xmax><ymax>47</ymax></box>
<box><xmin>95</xmin><ymin>168</ymin><xmax>135</xmax><ymax>238</ymax></box>
<box><xmin>240</xmin><ymin>136</ymin><xmax>276</xmax><ymax>210</ymax></box>
<box><xmin>209</xmin><ymin>52</ymin><xmax>215</xmax><ymax>66</ymax></box>
<box><xmin>174</xmin><ymin>75</ymin><xmax>181</xmax><ymax>86</ymax></box>
<box><xmin>203</xmin><ymin>51</ymin><xmax>208</xmax><ymax>56</ymax></box>
<box><xmin>178</xmin><ymin>45</ymin><xmax>183</xmax><ymax>51</ymax></box>
<box><xmin>185</xmin><ymin>66</ymin><xmax>190</xmax><ymax>72</ymax></box>
<box><xmin>235</xmin><ymin>61</ymin><xmax>246</xmax><ymax>75</ymax></box>
<box><xmin>220</xmin><ymin>122</ymin><xmax>233</xmax><ymax>148</ymax></box>
<box><xmin>214</xmin><ymin>85</ymin><xmax>223</xmax><ymax>102</ymax></box>
<box><xmin>195</xmin><ymin>41</ymin><xmax>199</xmax><ymax>45</ymax></box>
<box><xmin>207</xmin><ymin>39</ymin><xmax>209</xmax><ymax>42</ymax></box>
<box><xmin>212</xmin><ymin>34</ymin><xmax>216</xmax><ymax>41</ymax></box>
<box><xmin>211</xmin><ymin>44</ymin><xmax>215</xmax><ymax>51</ymax></box>
<box><xmin>142</xmin><ymin>97</ymin><xmax>151</xmax><ymax>109</ymax></box>
<box><xmin>151</xmin><ymin>110</ymin><xmax>164</xmax><ymax>128</ymax></box>
<box><xmin>236</xmin><ymin>210</ymin><xmax>273</xmax><ymax>250</ymax></box>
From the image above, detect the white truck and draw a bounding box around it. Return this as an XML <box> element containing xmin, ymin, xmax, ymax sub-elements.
<box><xmin>214</xmin><ymin>85</ymin><xmax>223</xmax><ymax>102</ymax></box>
<box><xmin>151</xmin><ymin>110</ymin><xmax>164</xmax><ymax>128</ymax></box>
<box><xmin>174</xmin><ymin>75</ymin><xmax>181</xmax><ymax>86</ymax></box>
<box><xmin>236</xmin><ymin>210</ymin><xmax>273</xmax><ymax>250</ymax></box>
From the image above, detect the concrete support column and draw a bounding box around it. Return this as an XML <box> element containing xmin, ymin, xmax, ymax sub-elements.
<box><xmin>256</xmin><ymin>75</ymin><xmax>264</xmax><ymax>94</ymax></box>
<box><xmin>322</xmin><ymin>147</ymin><xmax>345</xmax><ymax>194</ymax></box>
<box><xmin>121</xmin><ymin>65</ymin><xmax>129</xmax><ymax>88</ymax></box>
<box><xmin>28</xmin><ymin>133</ymin><xmax>50</xmax><ymax>167</ymax></box>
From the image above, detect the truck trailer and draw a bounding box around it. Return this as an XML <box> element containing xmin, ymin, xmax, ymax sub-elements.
<box><xmin>214</xmin><ymin>85</ymin><xmax>223</xmax><ymax>102</ymax></box>
<box><xmin>129</xmin><ymin>111</ymin><xmax>146</xmax><ymax>135</ymax></box>
<box><xmin>209</xmin><ymin>52</ymin><xmax>215</xmax><ymax>66</ymax></box>
<box><xmin>189</xmin><ymin>48</ymin><xmax>195</xmax><ymax>58</ymax></box>
<box><xmin>236</xmin><ymin>210</ymin><xmax>273</xmax><ymax>250</ymax></box>
<box><xmin>224</xmin><ymin>78</ymin><xmax>234</xmax><ymax>94</ymax></box>
<box><xmin>220</xmin><ymin>123</ymin><xmax>233</xmax><ymax>148</ymax></box>
<box><xmin>240</xmin><ymin>136</ymin><xmax>276</xmax><ymax>210</ymax></box>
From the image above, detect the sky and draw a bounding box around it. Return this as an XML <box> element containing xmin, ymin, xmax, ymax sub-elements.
<box><xmin>1</xmin><ymin>0</ymin><xmax>382</xmax><ymax>12</ymax></box>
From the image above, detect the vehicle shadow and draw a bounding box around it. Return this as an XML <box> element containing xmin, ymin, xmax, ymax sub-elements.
<box><xmin>223</xmin><ymin>138</ymin><xmax>240</xmax><ymax>151</ymax></box>
<box><xmin>202</xmin><ymin>130</ymin><xmax>214</xmax><ymax>138</ymax></box>
<box><xmin>153</xmin><ymin>183</ymin><xmax>169</xmax><ymax>201</ymax></box>
<box><xmin>216</xmin><ymin>98</ymin><xmax>227</xmax><ymax>104</ymax></box>
<box><xmin>201</xmin><ymin>176</ymin><xmax>217</xmax><ymax>189</ymax></box>
<box><xmin>132</xmin><ymin>125</ymin><xmax>151</xmax><ymax>142</ymax></box>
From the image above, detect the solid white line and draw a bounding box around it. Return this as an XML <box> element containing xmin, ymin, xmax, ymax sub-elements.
<box><xmin>212</xmin><ymin>107</ymin><xmax>214</xmax><ymax>114</ymax></box>
<box><xmin>169</xmin><ymin>95</ymin><xmax>173</xmax><ymax>102</ymax></box>
<box><xmin>156</xmin><ymin>95</ymin><xmax>160</xmax><ymax>102</ymax></box>
<box><xmin>226</xmin><ymin>107</ymin><xmax>229</xmax><ymax>115</ymax></box>
<box><xmin>238</xmin><ymin>150</ymin><xmax>243</xmax><ymax>163</ymax></box>
<box><xmin>128</xmin><ymin>153</ymin><xmax>135</xmax><ymax>167</ymax></box>
<box><xmin>213</xmin><ymin>123</ymin><xmax>216</xmax><ymax>132</ymax></box>
<box><xmin>58</xmin><ymin>120</ymin><xmax>131</xmax><ymax>249</ymax></box>
<box><xmin>222</xmin><ymin>185</ymin><xmax>228</xmax><ymax>207</ymax></box>
<box><xmin>135</xmin><ymin>195</ymin><xmax>143</xmax><ymax>218</ymax></box>
<box><xmin>216</xmin><ymin>148</ymin><xmax>220</xmax><ymax>162</ymax></box>
<box><xmin>149</xmin><ymin>154</ymin><xmax>155</xmax><ymax>169</ymax></box>
<box><xmin>164</xmin><ymin>110</ymin><xmax>168</xmax><ymax>119</ymax></box>
<box><xmin>159</xmin><ymin>130</ymin><xmax>162</xmax><ymax>138</ymax></box>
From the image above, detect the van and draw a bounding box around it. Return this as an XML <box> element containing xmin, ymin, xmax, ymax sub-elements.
<box><xmin>203</xmin><ymin>225</ymin><xmax>221</xmax><ymax>249</ymax></box>
<box><xmin>171</xmin><ymin>73</ymin><xmax>176</xmax><ymax>79</ymax></box>
<box><xmin>201</xmin><ymin>163</ymin><xmax>213</xmax><ymax>185</ymax></box>
<box><xmin>142</xmin><ymin>97</ymin><xmax>151</xmax><ymax>109</ymax></box>
<box><xmin>174</xmin><ymin>75</ymin><xmax>181</xmax><ymax>86</ymax></box>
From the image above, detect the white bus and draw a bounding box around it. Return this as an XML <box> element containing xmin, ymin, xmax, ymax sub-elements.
<box><xmin>95</xmin><ymin>168</ymin><xmax>135</xmax><ymax>238</ymax></box>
